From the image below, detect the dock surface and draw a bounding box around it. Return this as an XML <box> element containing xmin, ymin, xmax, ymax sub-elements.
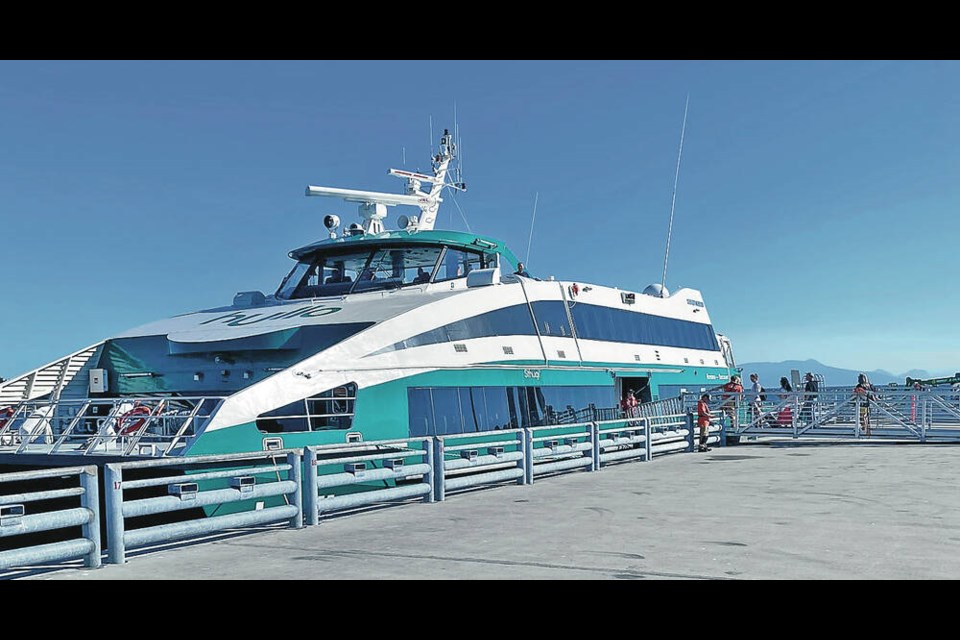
<box><xmin>32</xmin><ymin>441</ymin><xmax>960</xmax><ymax>580</ymax></box>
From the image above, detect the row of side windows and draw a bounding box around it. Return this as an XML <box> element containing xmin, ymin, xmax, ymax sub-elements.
<box><xmin>392</xmin><ymin>301</ymin><xmax>719</xmax><ymax>353</ymax></box>
<box><xmin>408</xmin><ymin>385</ymin><xmax>616</xmax><ymax>437</ymax></box>
<box><xmin>548</xmin><ymin>301</ymin><xmax>719</xmax><ymax>351</ymax></box>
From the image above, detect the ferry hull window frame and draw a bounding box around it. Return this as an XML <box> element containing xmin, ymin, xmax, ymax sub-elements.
<box><xmin>257</xmin><ymin>382</ymin><xmax>358</xmax><ymax>433</ymax></box>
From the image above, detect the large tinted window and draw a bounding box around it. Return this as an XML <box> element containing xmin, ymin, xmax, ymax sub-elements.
<box><xmin>530</xmin><ymin>301</ymin><xmax>572</xmax><ymax>337</ymax></box>
<box><xmin>384</xmin><ymin>304</ymin><xmax>537</xmax><ymax>352</ymax></box>
<box><xmin>407</xmin><ymin>385</ymin><xmax>615</xmax><ymax>437</ymax></box>
<box><xmin>569</xmin><ymin>303</ymin><xmax>719</xmax><ymax>351</ymax></box>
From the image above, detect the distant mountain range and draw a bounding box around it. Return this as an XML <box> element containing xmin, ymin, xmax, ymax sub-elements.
<box><xmin>737</xmin><ymin>359</ymin><xmax>959</xmax><ymax>387</ymax></box>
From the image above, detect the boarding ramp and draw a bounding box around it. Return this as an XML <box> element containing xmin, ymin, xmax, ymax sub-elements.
<box><xmin>0</xmin><ymin>343</ymin><xmax>103</xmax><ymax>406</ymax></box>
<box><xmin>684</xmin><ymin>387</ymin><xmax>960</xmax><ymax>442</ymax></box>
<box><xmin>0</xmin><ymin>396</ymin><xmax>226</xmax><ymax>457</ymax></box>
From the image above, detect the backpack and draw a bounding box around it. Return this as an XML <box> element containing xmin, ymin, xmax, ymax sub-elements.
<box><xmin>759</xmin><ymin>387</ymin><xmax>767</xmax><ymax>402</ymax></box>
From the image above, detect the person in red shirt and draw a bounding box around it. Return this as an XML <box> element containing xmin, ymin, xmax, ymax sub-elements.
<box><xmin>697</xmin><ymin>393</ymin><xmax>712</xmax><ymax>452</ymax></box>
<box><xmin>720</xmin><ymin>375</ymin><xmax>743</xmax><ymax>427</ymax></box>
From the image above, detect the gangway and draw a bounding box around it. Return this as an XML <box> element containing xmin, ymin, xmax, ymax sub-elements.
<box><xmin>683</xmin><ymin>387</ymin><xmax>960</xmax><ymax>443</ymax></box>
<box><xmin>0</xmin><ymin>343</ymin><xmax>104</xmax><ymax>406</ymax></box>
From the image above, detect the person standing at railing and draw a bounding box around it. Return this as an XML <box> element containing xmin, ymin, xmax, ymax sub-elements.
<box><xmin>720</xmin><ymin>375</ymin><xmax>743</xmax><ymax>428</ymax></box>
<box><xmin>697</xmin><ymin>393</ymin><xmax>712</xmax><ymax>452</ymax></box>
<box><xmin>854</xmin><ymin>373</ymin><xmax>877</xmax><ymax>436</ymax></box>
<box><xmin>800</xmin><ymin>372</ymin><xmax>819</xmax><ymax>425</ymax></box>
<box><xmin>778</xmin><ymin>377</ymin><xmax>793</xmax><ymax>399</ymax></box>
<box><xmin>749</xmin><ymin>373</ymin><xmax>765</xmax><ymax>425</ymax></box>
<box><xmin>776</xmin><ymin>378</ymin><xmax>794</xmax><ymax>427</ymax></box>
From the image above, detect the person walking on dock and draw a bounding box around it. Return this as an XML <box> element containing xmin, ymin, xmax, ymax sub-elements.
<box><xmin>853</xmin><ymin>373</ymin><xmax>877</xmax><ymax>436</ymax></box>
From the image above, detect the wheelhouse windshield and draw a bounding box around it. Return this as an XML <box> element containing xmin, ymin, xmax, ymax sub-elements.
<box><xmin>276</xmin><ymin>244</ymin><xmax>490</xmax><ymax>300</ymax></box>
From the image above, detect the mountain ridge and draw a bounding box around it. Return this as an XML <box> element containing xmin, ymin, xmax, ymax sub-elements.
<box><xmin>737</xmin><ymin>360</ymin><xmax>957</xmax><ymax>387</ymax></box>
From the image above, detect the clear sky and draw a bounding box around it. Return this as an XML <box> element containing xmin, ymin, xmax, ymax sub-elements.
<box><xmin>1</xmin><ymin>60</ymin><xmax>957</xmax><ymax>379</ymax></box>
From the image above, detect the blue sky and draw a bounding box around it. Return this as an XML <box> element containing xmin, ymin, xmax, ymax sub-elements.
<box><xmin>1</xmin><ymin>60</ymin><xmax>957</xmax><ymax>378</ymax></box>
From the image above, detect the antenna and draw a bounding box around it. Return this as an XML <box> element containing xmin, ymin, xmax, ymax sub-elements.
<box><xmin>402</xmin><ymin>146</ymin><xmax>406</xmax><ymax>167</ymax></box>
<box><xmin>660</xmin><ymin>95</ymin><xmax>689</xmax><ymax>297</ymax></box>
<box><xmin>428</xmin><ymin>115</ymin><xmax>434</xmax><ymax>158</ymax></box>
<box><xmin>525</xmin><ymin>191</ymin><xmax>539</xmax><ymax>266</ymax></box>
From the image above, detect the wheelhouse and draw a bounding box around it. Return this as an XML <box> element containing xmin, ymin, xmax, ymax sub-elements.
<box><xmin>276</xmin><ymin>231</ymin><xmax>519</xmax><ymax>300</ymax></box>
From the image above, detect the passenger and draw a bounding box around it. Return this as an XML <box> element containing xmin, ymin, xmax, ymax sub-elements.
<box><xmin>620</xmin><ymin>389</ymin><xmax>638</xmax><ymax>417</ymax></box>
<box><xmin>696</xmin><ymin>393</ymin><xmax>712</xmax><ymax>452</ymax></box>
<box><xmin>514</xmin><ymin>262</ymin><xmax>531</xmax><ymax>277</ymax></box>
<box><xmin>360</xmin><ymin>268</ymin><xmax>376</xmax><ymax>281</ymax></box>
<box><xmin>853</xmin><ymin>373</ymin><xmax>877</xmax><ymax>436</ymax></box>
<box><xmin>720</xmin><ymin>375</ymin><xmax>743</xmax><ymax>427</ymax></box>
<box><xmin>800</xmin><ymin>372</ymin><xmax>819</xmax><ymax>425</ymax></box>
<box><xmin>413</xmin><ymin>267</ymin><xmax>431</xmax><ymax>284</ymax></box>
<box><xmin>779</xmin><ymin>376</ymin><xmax>793</xmax><ymax>399</ymax></box>
<box><xmin>749</xmin><ymin>373</ymin><xmax>764</xmax><ymax>424</ymax></box>
<box><xmin>325</xmin><ymin>264</ymin><xmax>351</xmax><ymax>284</ymax></box>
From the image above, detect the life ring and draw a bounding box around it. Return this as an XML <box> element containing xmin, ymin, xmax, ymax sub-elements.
<box><xmin>117</xmin><ymin>405</ymin><xmax>151</xmax><ymax>436</ymax></box>
<box><xmin>0</xmin><ymin>407</ymin><xmax>14</xmax><ymax>430</ymax></box>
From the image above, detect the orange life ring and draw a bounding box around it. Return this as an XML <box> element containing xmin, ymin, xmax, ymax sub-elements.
<box><xmin>117</xmin><ymin>405</ymin><xmax>151</xmax><ymax>436</ymax></box>
<box><xmin>0</xmin><ymin>407</ymin><xmax>14</xmax><ymax>430</ymax></box>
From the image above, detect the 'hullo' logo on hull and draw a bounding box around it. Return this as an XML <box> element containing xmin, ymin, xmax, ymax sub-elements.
<box><xmin>200</xmin><ymin>304</ymin><xmax>342</xmax><ymax>327</ymax></box>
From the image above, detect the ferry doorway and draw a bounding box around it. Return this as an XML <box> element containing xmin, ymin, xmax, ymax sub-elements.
<box><xmin>618</xmin><ymin>376</ymin><xmax>651</xmax><ymax>404</ymax></box>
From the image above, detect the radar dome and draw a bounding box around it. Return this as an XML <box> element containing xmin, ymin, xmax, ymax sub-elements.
<box><xmin>642</xmin><ymin>283</ymin><xmax>670</xmax><ymax>298</ymax></box>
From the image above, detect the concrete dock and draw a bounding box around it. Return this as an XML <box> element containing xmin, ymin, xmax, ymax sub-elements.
<box><xmin>30</xmin><ymin>441</ymin><xmax>960</xmax><ymax>580</ymax></box>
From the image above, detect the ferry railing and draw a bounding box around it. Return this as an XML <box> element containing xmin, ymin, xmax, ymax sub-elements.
<box><xmin>527</xmin><ymin>421</ymin><xmax>596</xmax><ymax>481</ymax></box>
<box><xmin>0</xmin><ymin>466</ymin><xmax>100</xmax><ymax>571</ymax></box>
<box><xmin>595</xmin><ymin>417</ymin><xmax>650</xmax><ymax>465</ymax></box>
<box><xmin>435</xmin><ymin>430</ymin><xmax>527</xmax><ymax>500</ymax></box>
<box><xmin>104</xmin><ymin>449</ymin><xmax>302</xmax><ymax>564</ymax></box>
<box><xmin>303</xmin><ymin>437</ymin><xmax>434</xmax><ymax>523</ymax></box>
<box><xmin>0</xmin><ymin>396</ymin><xmax>226</xmax><ymax>457</ymax></box>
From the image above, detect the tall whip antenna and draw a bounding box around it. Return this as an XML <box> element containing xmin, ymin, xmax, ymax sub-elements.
<box><xmin>660</xmin><ymin>95</ymin><xmax>689</xmax><ymax>296</ymax></box>
<box><xmin>525</xmin><ymin>191</ymin><xmax>539</xmax><ymax>265</ymax></box>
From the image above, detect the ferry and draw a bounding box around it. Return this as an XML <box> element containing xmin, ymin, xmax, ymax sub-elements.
<box><xmin>0</xmin><ymin>128</ymin><xmax>737</xmax><ymax>466</ymax></box>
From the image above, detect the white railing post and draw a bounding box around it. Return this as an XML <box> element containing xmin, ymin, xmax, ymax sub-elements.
<box><xmin>422</xmin><ymin>439</ymin><xmax>436</xmax><ymax>503</ymax></box>
<box><xmin>643</xmin><ymin>418</ymin><xmax>652</xmax><ymax>460</ymax></box>
<box><xmin>80</xmin><ymin>466</ymin><xmax>101</xmax><ymax>569</ymax></box>
<box><xmin>590</xmin><ymin>422</ymin><xmax>600</xmax><ymax>470</ymax></box>
<box><xmin>303</xmin><ymin>447</ymin><xmax>319</xmax><ymax>525</ymax></box>
<box><xmin>433</xmin><ymin>438</ymin><xmax>446</xmax><ymax>502</ymax></box>
<box><xmin>104</xmin><ymin>464</ymin><xmax>125</xmax><ymax>565</ymax></box>
<box><xmin>522</xmin><ymin>429</ymin><xmax>533</xmax><ymax>485</ymax></box>
<box><xmin>286</xmin><ymin>451</ymin><xmax>303</xmax><ymax>529</ymax></box>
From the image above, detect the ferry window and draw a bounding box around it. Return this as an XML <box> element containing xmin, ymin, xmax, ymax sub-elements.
<box><xmin>276</xmin><ymin>261</ymin><xmax>312</xmax><ymax>300</ymax></box>
<box><xmin>277</xmin><ymin>250</ymin><xmax>372</xmax><ymax>300</ymax></box>
<box><xmin>363</xmin><ymin>246</ymin><xmax>444</xmax><ymax>288</ymax></box>
<box><xmin>430</xmin><ymin>387</ymin><xmax>463</xmax><ymax>435</ymax></box>
<box><xmin>530</xmin><ymin>301</ymin><xmax>571</xmax><ymax>337</ymax></box>
<box><xmin>256</xmin><ymin>383</ymin><xmax>357</xmax><ymax>433</ymax></box>
<box><xmin>434</xmin><ymin>247</ymin><xmax>485</xmax><ymax>283</ymax></box>
<box><xmin>408</xmin><ymin>389</ymin><xmax>435</xmax><ymax>437</ymax></box>
<box><xmin>407</xmin><ymin>385</ymin><xmax>616</xmax><ymax>436</ymax></box>
<box><xmin>569</xmin><ymin>303</ymin><xmax>720</xmax><ymax>352</ymax></box>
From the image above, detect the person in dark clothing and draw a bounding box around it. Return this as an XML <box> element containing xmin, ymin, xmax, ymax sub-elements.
<box><xmin>853</xmin><ymin>373</ymin><xmax>877</xmax><ymax>436</ymax></box>
<box><xmin>514</xmin><ymin>262</ymin><xmax>531</xmax><ymax>277</ymax></box>
<box><xmin>800</xmin><ymin>372</ymin><xmax>819</xmax><ymax>424</ymax></box>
